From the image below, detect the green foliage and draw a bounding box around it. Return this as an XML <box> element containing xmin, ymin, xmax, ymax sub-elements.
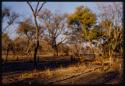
<box><xmin>67</xmin><ymin>6</ymin><xmax>97</xmax><ymax>41</ymax></box>
<box><xmin>68</xmin><ymin>6</ymin><xmax>96</xmax><ymax>29</ymax></box>
<box><xmin>87</xmin><ymin>28</ymin><xmax>101</xmax><ymax>41</ymax></box>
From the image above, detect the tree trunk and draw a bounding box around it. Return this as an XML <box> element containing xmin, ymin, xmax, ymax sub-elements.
<box><xmin>75</xmin><ymin>44</ymin><xmax>80</xmax><ymax>57</ymax></box>
<box><xmin>26</xmin><ymin>39</ymin><xmax>30</xmax><ymax>55</ymax></box>
<box><xmin>33</xmin><ymin>40</ymin><xmax>39</xmax><ymax>69</ymax></box>
<box><xmin>109</xmin><ymin>50</ymin><xmax>113</xmax><ymax>67</ymax></box>
<box><xmin>54</xmin><ymin>51</ymin><xmax>55</xmax><ymax>56</ymax></box>
<box><xmin>53</xmin><ymin>48</ymin><xmax>57</xmax><ymax>56</ymax></box>
<box><xmin>89</xmin><ymin>40</ymin><xmax>96</xmax><ymax>59</ymax></box>
<box><xmin>33</xmin><ymin>14</ymin><xmax>40</xmax><ymax>70</ymax></box>
<box><xmin>55</xmin><ymin>46</ymin><xmax>58</xmax><ymax>56</ymax></box>
<box><xmin>27</xmin><ymin>2</ymin><xmax>46</xmax><ymax>70</ymax></box>
<box><xmin>6</xmin><ymin>46</ymin><xmax>9</xmax><ymax>62</ymax></box>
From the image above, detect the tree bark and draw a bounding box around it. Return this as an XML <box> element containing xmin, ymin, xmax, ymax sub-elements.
<box><xmin>6</xmin><ymin>46</ymin><xmax>9</xmax><ymax>62</ymax></box>
<box><xmin>33</xmin><ymin>15</ymin><xmax>40</xmax><ymax>70</ymax></box>
<box><xmin>33</xmin><ymin>40</ymin><xmax>39</xmax><ymax>69</ymax></box>
<box><xmin>55</xmin><ymin>46</ymin><xmax>58</xmax><ymax>56</ymax></box>
<box><xmin>27</xmin><ymin>2</ymin><xmax>46</xmax><ymax>70</ymax></box>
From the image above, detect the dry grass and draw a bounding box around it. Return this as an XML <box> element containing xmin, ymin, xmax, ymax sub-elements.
<box><xmin>2</xmin><ymin>55</ymin><xmax>33</xmax><ymax>61</ymax></box>
<box><xmin>2</xmin><ymin>53</ymin><xmax>67</xmax><ymax>61</ymax></box>
<box><xmin>3</xmin><ymin>63</ymin><xmax>122</xmax><ymax>85</ymax></box>
<box><xmin>34</xmin><ymin>64</ymin><xmax>87</xmax><ymax>80</ymax></box>
<box><xmin>2</xmin><ymin>54</ymin><xmax>123</xmax><ymax>84</ymax></box>
<box><xmin>2</xmin><ymin>64</ymin><xmax>88</xmax><ymax>84</ymax></box>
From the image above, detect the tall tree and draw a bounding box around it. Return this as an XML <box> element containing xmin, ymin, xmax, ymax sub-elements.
<box><xmin>38</xmin><ymin>9</ymin><xmax>67</xmax><ymax>56</ymax></box>
<box><xmin>27</xmin><ymin>2</ymin><xmax>46</xmax><ymax>69</ymax></box>
<box><xmin>2</xmin><ymin>6</ymin><xmax>19</xmax><ymax>61</ymax></box>
<box><xmin>97</xmin><ymin>2</ymin><xmax>123</xmax><ymax>66</ymax></box>
<box><xmin>67</xmin><ymin>6</ymin><xmax>96</xmax><ymax>57</ymax></box>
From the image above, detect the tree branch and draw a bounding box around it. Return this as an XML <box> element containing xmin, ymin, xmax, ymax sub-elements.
<box><xmin>57</xmin><ymin>37</ymin><xmax>66</xmax><ymax>46</ymax></box>
<box><xmin>37</xmin><ymin>2</ymin><xmax>46</xmax><ymax>13</ymax></box>
<box><xmin>27</xmin><ymin>2</ymin><xmax>35</xmax><ymax>15</ymax></box>
<box><xmin>35</xmin><ymin>2</ymin><xmax>40</xmax><ymax>14</ymax></box>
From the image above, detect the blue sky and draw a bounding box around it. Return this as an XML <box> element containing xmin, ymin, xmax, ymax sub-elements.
<box><xmin>2</xmin><ymin>2</ymin><xmax>111</xmax><ymax>39</ymax></box>
<box><xmin>2</xmin><ymin>2</ymin><xmax>99</xmax><ymax>16</ymax></box>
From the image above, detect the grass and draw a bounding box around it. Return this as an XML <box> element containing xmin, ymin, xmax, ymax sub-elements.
<box><xmin>5</xmin><ymin>62</ymin><xmax>122</xmax><ymax>84</ymax></box>
<box><xmin>2</xmin><ymin>64</ymin><xmax>87</xmax><ymax>84</ymax></box>
<box><xmin>2</xmin><ymin>53</ymin><xmax>123</xmax><ymax>85</ymax></box>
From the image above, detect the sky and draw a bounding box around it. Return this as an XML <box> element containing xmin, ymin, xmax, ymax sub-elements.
<box><xmin>2</xmin><ymin>2</ymin><xmax>116</xmax><ymax>40</ymax></box>
<box><xmin>2</xmin><ymin>2</ymin><xmax>99</xmax><ymax>17</ymax></box>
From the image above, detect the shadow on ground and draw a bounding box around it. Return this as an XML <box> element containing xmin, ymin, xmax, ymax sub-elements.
<box><xmin>2</xmin><ymin>56</ymin><xmax>79</xmax><ymax>74</ymax></box>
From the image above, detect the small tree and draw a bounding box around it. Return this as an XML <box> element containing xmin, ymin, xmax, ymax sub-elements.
<box><xmin>2</xmin><ymin>33</ymin><xmax>11</xmax><ymax>61</ymax></box>
<box><xmin>17</xmin><ymin>18</ymin><xmax>35</xmax><ymax>55</ymax></box>
<box><xmin>2</xmin><ymin>6</ymin><xmax>19</xmax><ymax>61</ymax></box>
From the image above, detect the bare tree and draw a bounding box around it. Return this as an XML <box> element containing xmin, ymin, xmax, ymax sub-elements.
<box><xmin>27</xmin><ymin>2</ymin><xmax>46</xmax><ymax>69</ymax></box>
<box><xmin>38</xmin><ymin>9</ymin><xmax>67</xmax><ymax>56</ymax></box>
<box><xmin>2</xmin><ymin>6</ymin><xmax>19</xmax><ymax>62</ymax></box>
<box><xmin>2</xmin><ymin>6</ymin><xmax>19</xmax><ymax>33</ymax></box>
<box><xmin>97</xmin><ymin>2</ymin><xmax>123</xmax><ymax>66</ymax></box>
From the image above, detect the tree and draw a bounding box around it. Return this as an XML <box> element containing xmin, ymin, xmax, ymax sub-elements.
<box><xmin>38</xmin><ymin>9</ymin><xmax>67</xmax><ymax>56</ymax></box>
<box><xmin>67</xmin><ymin>6</ymin><xmax>96</xmax><ymax>58</ymax></box>
<box><xmin>17</xmin><ymin>18</ymin><xmax>35</xmax><ymax>55</ymax></box>
<box><xmin>2</xmin><ymin>6</ymin><xmax>10</xmax><ymax>20</ymax></box>
<box><xmin>97</xmin><ymin>2</ymin><xmax>123</xmax><ymax>66</ymax></box>
<box><xmin>2</xmin><ymin>6</ymin><xmax>19</xmax><ymax>61</ymax></box>
<box><xmin>67</xmin><ymin>6</ymin><xmax>96</xmax><ymax>37</ymax></box>
<box><xmin>2</xmin><ymin>6</ymin><xmax>19</xmax><ymax>33</ymax></box>
<box><xmin>2</xmin><ymin>33</ymin><xmax>11</xmax><ymax>61</ymax></box>
<box><xmin>13</xmin><ymin>37</ymin><xmax>28</xmax><ymax>56</ymax></box>
<box><xmin>27</xmin><ymin>2</ymin><xmax>46</xmax><ymax>69</ymax></box>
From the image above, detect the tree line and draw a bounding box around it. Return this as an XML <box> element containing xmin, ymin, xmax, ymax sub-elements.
<box><xmin>2</xmin><ymin>2</ymin><xmax>123</xmax><ymax>69</ymax></box>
